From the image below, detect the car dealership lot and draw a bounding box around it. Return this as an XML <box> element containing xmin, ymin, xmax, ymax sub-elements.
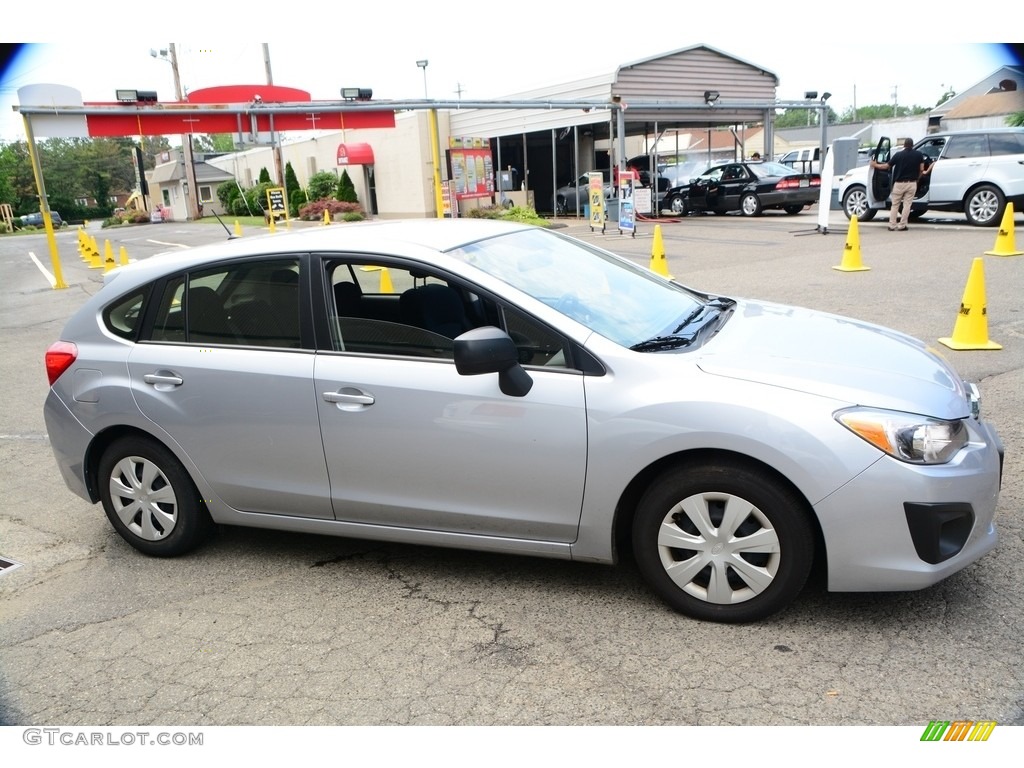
<box><xmin>1</xmin><ymin>212</ymin><xmax>1022</xmax><ymax>726</ymax></box>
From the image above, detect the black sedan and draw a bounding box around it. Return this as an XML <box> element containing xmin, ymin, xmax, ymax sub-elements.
<box><xmin>663</xmin><ymin>161</ymin><xmax>820</xmax><ymax>217</ymax></box>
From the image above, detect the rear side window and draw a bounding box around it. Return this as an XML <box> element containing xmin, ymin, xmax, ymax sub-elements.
<box><xmin>103</xmin><ymin>288</ymin><xmax>149</xmax><ymax>341</ymax></box>
<box><xmin>944</xmin><ymin>134</ymin><xmax>988</xmax><ymax>159</ymax></box>
<box><xmin>149</xmin><ymin>258</ymin><xmax>302</xmax><ymax>348</ymax></box>
<box><xmin>988</xmin><ymin>132</ymin><xmax>1024</xmax><ymax>156</ymax></box>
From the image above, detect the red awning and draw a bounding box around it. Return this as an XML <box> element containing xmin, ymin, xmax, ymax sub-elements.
<box><xmin>337</xmin><ymin>142</ymin><xmax>374</xmax><ymax>166</ymax></box>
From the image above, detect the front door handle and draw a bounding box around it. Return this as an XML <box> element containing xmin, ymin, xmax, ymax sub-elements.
<box><xmin>323</xmin><ymin>388</ymin><xmax>375</xmax><ymax>409</ymax></box>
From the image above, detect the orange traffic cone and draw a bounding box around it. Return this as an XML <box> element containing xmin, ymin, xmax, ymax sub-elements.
<box><xmin>984</xmin><ymin>203</ymin><xmax>1022</xmax><ymax>257</ymax></box>
<box><xmin>938</xmin><ymin>257</ymin><xmax>1001</xmax><ymax>350</ymax></box>
<box><xmin>649</xmin><ymin>224</ymin><xmax>672</xmax><ymax>278</ymax></box>
<box><xmin>833</xmin><ymin>215</ymin><xmax>870</xmax><ymax>272</ymax></box>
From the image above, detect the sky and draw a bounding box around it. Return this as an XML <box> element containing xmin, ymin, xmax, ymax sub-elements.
<box><xmin>1</xmin><ymin>10</ymin><xmax>1021</xmax><ymax>144</ymax></box>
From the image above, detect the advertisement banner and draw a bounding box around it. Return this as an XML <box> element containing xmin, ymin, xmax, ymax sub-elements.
<box><xmin>618</xmin><ymin>170</ymin><xmax>636</xmax><ymax>235</ymax></box>
<box><xmin>588</xmin><ymin>172</ymin><xmax>605</xmax><ymax>232</ymax></box>
<box><xmin>448</xmin><ymin>138</ymin><xmax>494</xmax><ymax>200</ymax></box>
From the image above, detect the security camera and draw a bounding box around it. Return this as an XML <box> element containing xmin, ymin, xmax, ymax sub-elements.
<box><xmin>253</xmin><ymin>94</ymin><xmax>263</xmax><ymax>104</ymax></box>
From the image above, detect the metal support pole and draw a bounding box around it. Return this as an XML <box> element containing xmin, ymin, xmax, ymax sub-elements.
<box><xmin>23</xmin><ymin>114</ymin><xmax>66</xmax><ymax>289</ymax></box>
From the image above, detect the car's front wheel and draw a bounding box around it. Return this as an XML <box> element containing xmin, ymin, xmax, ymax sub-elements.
<box><xmin>842</xmin><ymin>185</ymin><xmax>877</xmax><ymax>222</ymax></box>
<box><xmin>964</xmin><ymin>184</ymin><xmax>1004</xmax><ymax>226</ymax></box>
<box><xmin>783</xmin><ymin>205</ymin><xmax>804</xmax><ymax>215</ymax></box>
<box><xmin>740</xmin><ymin>193</ymin><xmax>762</xmax><ymax>216</ymax></box>
<box><xmin>98</xmin><ymin>436</ymin><xmax>213</xmax><ymax>557</ymax></box>
<box><xmin>632</xmin><ymin>461</ymin><xmax>814</xmax><ymax>622</ymax></box>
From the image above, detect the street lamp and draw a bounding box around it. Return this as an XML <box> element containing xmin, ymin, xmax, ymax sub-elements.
<box><xmin>416</xmin><ymin>60</ymin><xmax>429</xmax><ymax>99</ymax></box>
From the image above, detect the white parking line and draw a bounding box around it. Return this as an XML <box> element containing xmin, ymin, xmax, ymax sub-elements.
<box><xmin>147</xmin><ymin>239</ymin><xmax>190</xmax><ymax>249</ymax></box>
<box><xmin>29</xmin><ymin>251</ymin><xmax>57</xmax><ymax>288</ymax></box>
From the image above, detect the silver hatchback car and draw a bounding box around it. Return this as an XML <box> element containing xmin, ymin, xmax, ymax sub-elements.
<box><xmin>44</xmin><ymin>220</ymin><xmax>1003</xmax><ymax>622</ymax></box>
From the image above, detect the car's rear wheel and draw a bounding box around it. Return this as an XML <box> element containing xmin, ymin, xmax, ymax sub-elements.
<box><xmin>632</xmin><ymin>461</ymin><xmax>814</xmax><ymax>622</ymax></box>
<box><xmin>842</xmin><ymin>185</ymin><xmax>877</xmax><ymax>222</ymax></box>
<box><xmin>964</xmin><ymin>184</ymin><xmax>1004</xmax><ymax>226</ymax></box>
<box><xmin>98</xmin><ymin>436</ymin><xmax>212</xmax><ymax>557</ymax></box>
<box><xmin>740</xmin><ymin>193</ymin><xmax>763</xmax><ymax>216</ymax></box>
<box><xmin>667</xmin><ymin>194</ymin><xmax>687</xmax><ymax>215</ymax></box>
<box><xmin>783</xmin><ymin>205</ymin><xmax>804</xmax><ymax>215</ymax></box>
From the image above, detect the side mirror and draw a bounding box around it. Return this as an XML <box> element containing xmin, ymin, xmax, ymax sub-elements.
<box><xmin>454</xmin><ymin>327</ymin><xmax>534</xmax><ymax>397</ymax></box>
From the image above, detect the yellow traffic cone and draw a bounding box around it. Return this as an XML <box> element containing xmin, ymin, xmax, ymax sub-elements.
<box><xmin>234</xmin><ymin>220</ymin><xmax>243</xmax><ymax>237</ymax></box>
<box><xmin>119</xmin><ymin>246</ymin><xmax>130</xmax><ymax>266</ymax></box>
<box><xmin>938</xmin><ymin>257</ymin><xmax>1001</xmax><ymax>350</ymax></box>
<box><xmin>103</xmin><ymin>240</ymin><xmax>116</xmax><ymax>272</ymax></box>
<box><xmin>323</xmin><ymin>209</ymin><xmax>331</xmax><ymax>226</ymax></box>
<box><xmin>379</xmin><ymin>267</ymin><xmax>394</xmax><ymax>294</ymax></box>
<box><xmin>984</xmin><ymin>203</ymin><xmax>1022</xmax><ymax>257</ymax></box>
<box><xmin>88</xmin><ymin>236</ymin><xmax>103</xmax><ymax>269</ymax></box>
<box><xmin>649</xmin><ymin>224</ymin><xmax>672</xmax><ymax>278</ymax></box>
<box><xmin>269</xmin><ymin>216</ymin><xmax>277</xmax><ymax>234</ymax></box>
<box><xmin>833</xmin><ymin>215</ymin><xmax>870</xmax><ymax>272</ymax></box>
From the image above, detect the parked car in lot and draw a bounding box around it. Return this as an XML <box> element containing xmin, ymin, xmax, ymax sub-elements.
<box><xmin>20</xmin><ymin>211</ymin><xmax>64</xmax><ymax>228</ymax></box>
<box><xmin>663</xmin><ymin>161</ymin><xmax>820</xmax><ymax>216</ymax></box>
<box><xmin>553</xmin><ymin>173</ymin><xmax>613</xmax><ymax>215</ymax></box>
<box><xmin>44</xmin><ymin>220</ymin><xmax>1002</xmax><ymax>623</ymax></box>
<box><xmin>839</xmin><ymin>128</ymin><xmax>1024</xmax><ymax>226</ymax></box>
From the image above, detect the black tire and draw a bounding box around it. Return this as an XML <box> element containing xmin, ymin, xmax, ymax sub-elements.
<box><xmin>783</xmin><ymin>205</ymin><xmax>804</xmax><ymax>215</ymax></box>
<box><xmin>964</xmin><ymin>184</ymin><xmax>1004</xmax><ymax>227</ymax></box>
<box><xmin>740</xmin><ymin>193</ymin><xmax>763</xmax><ymax>217</ymax></box>
<box><xmin>632</xmin><ymin>461</ymin><xmax>814</xmax><ymax>623</ymax></box>
<box><xmin>842</xmin><ymin>185</ymin><xmax>877</xmax><ymax>222</ymax></box>
<box><xmin>98</xmin><ymin>436</ymin><xmax>212</xmax><ymax>557</ymax></box>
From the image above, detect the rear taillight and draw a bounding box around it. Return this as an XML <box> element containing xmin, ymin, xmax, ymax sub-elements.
<box><xmin>45</xmin><ymin>341</ymin><xmax>78</xmax><ymax>385</ymax></box>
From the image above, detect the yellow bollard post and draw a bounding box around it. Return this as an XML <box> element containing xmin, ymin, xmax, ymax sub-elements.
<box><xmin>119</xmin><ymin>245</ymin><xmax>130</xmax><ymax>266</ymax></box>
<box><xmin>984</xmin><ymin>203</ymin><xmax>1022</xmax><ymax>257</ymax></box>
<box><xmin>648</xmin><ymin>224</ymin><xmax>673</xmax><ymax>278</ymax></box>
<box><xmin>269</xmin><ymin>216</ymin><xmax>277</xmax><ymax>234</ymax></box>
<box><xmin>833</xmin><ymin>215</ymin><xmax>870</xmax><ymax>272</ymax></box>
<box><xmin>379</xmin><ymin>267</ymin><xmax>394</xmax><ymax>294</ymax></box>
<box><xmin>938</xmin><ymin>257</ymin><xmax>1001</xmax><ymax>350</ymax></box>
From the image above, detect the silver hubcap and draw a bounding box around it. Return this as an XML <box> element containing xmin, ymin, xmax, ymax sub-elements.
<box><xmin>742</xmin><ymin>196</ymin><xmax>758</xmax><ymax>215</ymax></box>
<box><xmin>670</xmin><ymin>196</ymin><xmax>685</xmax><ymax>214</ymax></box>
<box><xmin>109</xmin><ymin>456</ymin><xmax>178</xmax><ymax>540</ymax></box>
<box><xmin>846</xmin><ymin>189</ymin><xmax>868</xmax><ymax>217</ymax></box>
<box><xmin>656</xmin><ymin>492</ymin><xmax>781</xmax><ymax>604</ymax></box>
<box><xmin>968</xmin><ymin>190</ymin><xmax>998</xmax><ymax>224</ymax></box>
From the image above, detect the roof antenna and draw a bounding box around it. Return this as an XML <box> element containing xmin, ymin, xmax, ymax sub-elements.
<box><xmin>209</xmin><ymin>208</ymin><xmax>238</xmax><ymax>240</ymax></box>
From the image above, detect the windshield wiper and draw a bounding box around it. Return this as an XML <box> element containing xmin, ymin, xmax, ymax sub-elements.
<box><xmin>671</xmin><ymin>298</ymin><xmax>735</xmax><ymax>334</ymax></box>
<box><xmin>629</xmin><ymin>334</ymin><xmax>696</xmax><ymax>352</ymax></box>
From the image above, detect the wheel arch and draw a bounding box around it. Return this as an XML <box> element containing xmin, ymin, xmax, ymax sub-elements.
<box><xmin>612</xmin><ymin>448</ymin><xmax>826</xmax><ymax>571</ymax></box>
<box><xmin>84</xmin><ymin>425</ymin><xmax>189</xmax><ymax>503</ymax></box>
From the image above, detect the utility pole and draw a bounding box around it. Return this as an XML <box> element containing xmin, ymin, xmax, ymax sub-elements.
<box><xmin>169</xmin><ymin>44</ymin><xmax>201</xmax><ymax>220</ymax></box>
<box><xmin>264</xmin><ymin>43</ymin><xmax>287</xmax><ymax>206</ymax></box>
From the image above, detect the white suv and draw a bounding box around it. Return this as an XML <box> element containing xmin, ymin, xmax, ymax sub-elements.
<box><xmin>838</xmin><ymin>128</ymin><xmax>1024</xmax><ymax>226</ymax></box>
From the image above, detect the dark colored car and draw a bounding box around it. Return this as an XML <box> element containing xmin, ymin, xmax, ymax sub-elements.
<box><xmin>663</xmin><ymin>161</ymin><xmax>821</xmax><ymax>216</ymax></box>
<box><xmin>20</xmin><ymin>211</ymin><xmax>64</xmax><ymax>228</ymax></box>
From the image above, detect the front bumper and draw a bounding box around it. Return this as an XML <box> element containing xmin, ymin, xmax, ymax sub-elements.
<box><xmin>815</xmin><ymin>418</ymin><xmax>1002</xmax><ymax>592</ymax></box>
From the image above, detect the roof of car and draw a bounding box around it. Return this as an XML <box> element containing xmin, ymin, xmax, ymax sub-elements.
<box><xmin>103</xmin><ymin>218</ymin><xmax>538</xmax><ymax>289</ymax></box>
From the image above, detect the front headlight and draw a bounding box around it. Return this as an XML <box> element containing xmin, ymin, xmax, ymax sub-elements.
<box><xmin>835</xmin><ymin>408</ymin><xmax>968</xmax><ymax>464</ymax></box>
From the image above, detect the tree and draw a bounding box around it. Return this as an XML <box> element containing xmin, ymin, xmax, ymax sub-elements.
<box><xmin>772</xmin><ymin>106</ymin><xmax>839</xmax><ymax>128</ymax></box>
<box><xmin>307</xmin><ymin>171</ymin><xmax>338</xmax><ymax>202</ymax></box>
<box><xmin>336</xmin><ymin>169</ymin><xmax>358</xmax><ymax>204</ymax></box>
<box><xmin>192</xmin><ymin>134</ymin><xmax>236</xmax><ymax>154</ymax></box>
<box><xmin>258</xmin><ymin>167</ymin><xmax>271</xmax><ymax>184</ymax></box>
<box><xmin>838</xmin><ymin>103</ymin><xmax>930</xmax><ymax>123</ymax></box>
<box><xmin>284</xmin><ymin>161</ymin><xmax>304</xmax><ymax>215</ymax></box>
<box><xmin>1007</xmin><ymin>112</ymin><xmax>1024</xmax><ymax>127</ymax></box>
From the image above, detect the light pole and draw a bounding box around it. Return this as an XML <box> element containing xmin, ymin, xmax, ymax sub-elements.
<box><xmin>151</xmin><ymin>44</ymin><xmax>201</xmax><ymax>220</ymax></box>
<box><xmin>416</xmin><ymin>60</ymin><xmax>429</xmax><ymax>99</ymax></box>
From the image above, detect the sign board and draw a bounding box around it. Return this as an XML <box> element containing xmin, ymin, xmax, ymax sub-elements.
<box><xmin>448</xmin><ymin>138</ymin><xmax>494</xmax><ymax>200</ymax></box>
<box><xmin>588</xmin><ymin>172</ymin><xmax>605</xmax><ymax>233</ymax></box>
<box><xmin>618</xmin><ymin>170</ymin><xmax>636</xmax><ymax>235</ymax></box>
<box><xmin>266</xmin><ymin>187</ymin><xmax>287</xmax><ymax>220</ymax></box>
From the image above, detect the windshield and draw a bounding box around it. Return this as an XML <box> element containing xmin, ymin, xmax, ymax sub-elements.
<box><xmin>448</xmin><ymin>228</ymin><xmax>707</xmax><ymax>348</ymax></box>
